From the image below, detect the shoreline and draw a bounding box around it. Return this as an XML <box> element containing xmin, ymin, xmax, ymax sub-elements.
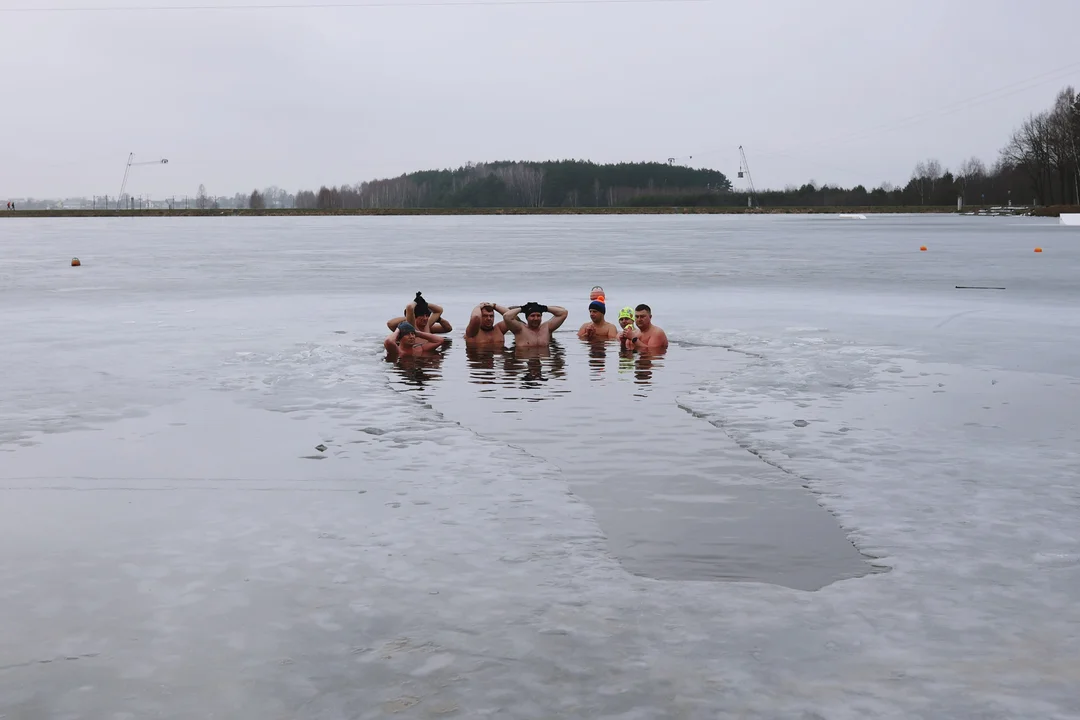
<box><xmin>0</xmin><ymin>205</ymin><xmax>993</xmax><ymax>218</ymax></box>
<box><xmin>0</xmin><ymin>205</ymin><xmax>1071</xmax><ymax>218</ymax></box>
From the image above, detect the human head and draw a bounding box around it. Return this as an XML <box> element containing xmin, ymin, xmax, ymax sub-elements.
<box><xmin>588</xmin><ymin>300</ymin><xmax>606</xmax><ymax>324</ymax></box>
<box><xmin>396</xmin><ymin>321</ymin><xmax>416</xmax><ymax>342</ymax></box>
<box><xmin>521</xmin><ymin>301</ymin><xmax>546</xmax><ymax>329</ymax></box>
<box><xmin>479</xmin><ymin>304</ymin><xmax>497</xmax><ymax>330</ymax></box>
<box><xmin>618</xmin><ymin>306</ymin><xmax>634</xmax><ymax>329</ymax></box>
<box><xmin>634</xmin><ymin>304</ymin><xmax>653</xmax><ymax>330</ymax></box>
<box><xmin>413</xmin><ymin>292</ymin><xmax>431</xmax><ymax>329</ymax></box>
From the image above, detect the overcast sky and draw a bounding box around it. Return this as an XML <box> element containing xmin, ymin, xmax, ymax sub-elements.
<box><xmin>1</xmin><ymin>0</ymin><xmax>1078</xmax><ymax>198</ymax></box>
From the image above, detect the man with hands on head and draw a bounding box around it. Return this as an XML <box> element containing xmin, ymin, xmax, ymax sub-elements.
<box><xmin>465</xmin><ymin>302</ymin><xmax>510</xmax><ymax>346</ymax></box>
<box><xmin>387</xmin><ymin>291</ymin><xmax>452</xmax><ymax>335</ymax></box>
<box><xmin>502</xmin><ymin>301</ymin><xmax>568</xmax><ymax>347</ymax></box>
<box><xmin>384</xmin><ymin>321</ymin><xmax>447</xmax><ymax>360</ymax></box>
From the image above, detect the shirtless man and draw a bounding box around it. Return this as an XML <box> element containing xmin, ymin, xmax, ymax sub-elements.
<box><xmin>464</xmin><ymin>302</ymin><xmax>509</xmax><ymax>346</ymax></box>
<box><xmin>577</xmin><ymin>299</ymin><xmax>619</xmax><ymax>341</ymax></box>
<box><xmin>384</xmin><ymin>321</ymin><xmax>447</xmax><ymax>360</ymax></box>
<box><xmin>502</xmin><ymin>301</ymin><xmax>568</xmax><ymax>347</ymax></box>
<box><xmin>630</xmin><ymin>304</ymin><xmax>668</xmax><ymax>351</ymax></box>
<box><xmin>387</xmin><ymin>292</ymin><xmax>453</xmax><ymax>335</ymax></box>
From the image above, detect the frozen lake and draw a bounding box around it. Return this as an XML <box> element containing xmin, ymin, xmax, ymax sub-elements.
<box><xmin>2</xmin><ymin>214</ymin><xmax>1079</xmax><ymax>718</ymax></box>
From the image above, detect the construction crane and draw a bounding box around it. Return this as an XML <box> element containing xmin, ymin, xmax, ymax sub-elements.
<box><xmin>118</xmin><ymin>153</ymin><xmax>169</xmax><ymax>206</ymax></box>
<box><xmin>737</xmin><ymin>145</ymin><xmax>756</xmax><ymax>207</ymax></box>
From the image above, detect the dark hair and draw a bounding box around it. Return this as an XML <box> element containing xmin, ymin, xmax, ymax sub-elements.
<box><xmin>635</xmin><ymin>304</ymin><xmax>651</xmax><ymax>313</ymax></box>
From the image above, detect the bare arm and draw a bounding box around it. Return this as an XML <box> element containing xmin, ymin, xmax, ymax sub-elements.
<box><xmin>466</xmin><ymin>303</ymin><xmax>506</xmax><ymax>338</ymax></box>
<box><xmin>544</xmin><ymin>306</ymin><xmax>569</xmax><ymax>333</ymax></box>
<box><xmin>502</xmin><ymin>306</ymin><xmax>525</xmax><ymax>334</ymax></box>
<box><xmin>465</xmin><ymin>306</ymin><xmax>482</xmax><ymax>338</ymax></box>
<box><xmin>384</xmin><ymin>334</ymin><xmax>400</xmax><ymax>359</ymax></box>
<box><xmin>387</xmin><ymin>316</ymin><xmax>405</xmax><ymax>331</ymax></box>
<box><xmin>415</xmin><ymin>330</ymin><xmax>447</xmax><ymax>352</ymax></box>
<box><xmin>426</xmin><ymin>303</ymin><xmax>450</xmax><ymax>333</ymax></box>
<box><xmin>465</xmin><ymin>304</ymin><xmax>487</xmax><ymax>338</ymax></box>
<box><xmin>434</xmin><ymin>318</ymin><xmax>452</xmax><ymax>333</ymax></box>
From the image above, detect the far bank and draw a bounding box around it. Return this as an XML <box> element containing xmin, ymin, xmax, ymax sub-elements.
<box><xmin>4</xmin><ymin>205</ymin><xmax>1069</xmax><ymax>219</ymax></box>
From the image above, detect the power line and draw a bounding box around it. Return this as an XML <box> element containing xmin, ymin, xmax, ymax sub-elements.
<box><xmin>0</xmin><ymin>0</ymin><xmax>714</xmax><ymax>13</ymax></box>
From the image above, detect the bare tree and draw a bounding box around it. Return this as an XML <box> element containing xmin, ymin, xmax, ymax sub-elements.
<box><xmin>1002</xmin><ymin>112</ymin><xmax>1052</xmax><ymax>204</ymax></box>
<box><xmin>959</xmin><ymin>157</ymin><xmax>986</xmax><ymax>179</ymax></box>
<box><xmin>1048</xmin><ymin>86</ymin><xmax>1079</xmax><ymax>205</ymax></box>
<box><xmin>910</xmin><ymin>159</ymin><xmax>943</xmax><ymax>204</ymax></box>
<box><xmin>295</xmin><ymin>190</ymin><xmax>317</xmax><ymax>209</ymax></box>
<box><xmin>958</xmin><ymin>157</ymin><xmax>986</xmax><ymax>204</ymax></box>
<box><xmin>924</xmin><ymin>159</ymin><xmax>943</xmax><ymax>182</ymax></box>
<box><xmin>249</xmin><ymin>189</ymin><xmax>266</xmax><ymax>209</ymax></box>
<box><xmin>195</xmin><ymin>183</ymin><xmax>210</xmax><ymax>209</ymax></box>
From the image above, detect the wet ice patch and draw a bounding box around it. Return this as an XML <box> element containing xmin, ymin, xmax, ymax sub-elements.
<box><xmin>675</xmin><ymin>327</ymin><xmax>1080</xmax><ymax>587</ymax></box>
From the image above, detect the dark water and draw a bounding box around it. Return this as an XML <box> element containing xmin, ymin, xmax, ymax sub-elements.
<box><xmin>387</xmin><ymin>336</ymin><xmax>879</xmax><ymax>591</ymax></box>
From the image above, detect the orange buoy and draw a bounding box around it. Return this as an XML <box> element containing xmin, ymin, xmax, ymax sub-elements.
<box><xmin>1034</xmin><ymin>247</ymin><xmax>1043</xmax><ymax>253</ymax></box>
<box><xmin>71</xmin><ymin>257</ymin><xmax>81</xmax><ymax>266</ymax></box>
<box><xmin>920</xmin><ymin>246</ymin><xmax>927</xmax><ymax>252</ymax></box>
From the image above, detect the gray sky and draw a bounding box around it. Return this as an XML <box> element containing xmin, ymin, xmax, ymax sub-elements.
<box><xmin>1</xmin><ymin>0</ymin><xmax>1078</xmax><ymax>198</ymax></box>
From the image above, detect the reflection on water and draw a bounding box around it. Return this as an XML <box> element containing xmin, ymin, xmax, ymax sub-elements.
<box><xmin>626</xmin><ymin>348</ymin><xmax>664</xmax><ymax>387</ymax></box>
<box><xmin>388</xmin><ymin>337</ymin><xmax>876</xmax><ymax>591</ymax></box>
<box><xmin>387</xmin><ymin>350</ymin><xmax>447</xmax><ymax>389</ymax></box>
<box><xmin>461</xmin><ymin>340</ymin><xmax>571</xmax><ymax>404</ymax></box>
<box><xmin>390</xmin><ymin>337</ymin><xmax>667</xmax><ymax>401</ymax></box>
<box><xmin>504</xmin><ymin>340</ymin><xmax>568</xmax><ymax>390</ymax></box>
<box><xmin>587</xmin><ymin>340</ymin><xmax>608</xmax><ymax>380</ymax></box>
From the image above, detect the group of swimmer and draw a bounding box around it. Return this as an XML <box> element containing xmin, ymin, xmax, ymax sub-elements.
<box><xmin>383</xmin><ymin>289</ymin><xmax>668</xmax><ymax>360</ymax></box>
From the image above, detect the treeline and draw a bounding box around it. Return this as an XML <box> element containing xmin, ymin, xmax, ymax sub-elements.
<box><xmin>634</xmin><ymin>86</ymin><xmax>1078</xmax><ymax>208</ymax></box>
<box><xmin>627</xmin><ymin>158</ymin><xmax>1035</xmax><ymax>209</ymax></box>
<box><xmin>1000</xmin><ymin>86</ymin><xmax>1080</xmax><ymax>206</ymax></box>
<box><xmin>199</xmin><ymin>85</ymin><xmax>1077</xmax><ymax>211</ymax></box>
<box><xmin>292</xmin><ymin>160</ymin><xmax>732</xmax><ymax>210</ymax></box>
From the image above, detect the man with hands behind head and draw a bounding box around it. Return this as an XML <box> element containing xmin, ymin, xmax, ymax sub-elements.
<box><xmin>384</xmin><ymin>321</ymin><xmax>447</xmax><ymax>360</ymax></box>
<box><xmin>387</xmin><ymin>291</ymin><xmax>452</xmax><ymax>335</ymax></box>
<box><xmin>465</xmin><ymin>302</ymin><xmax>509</xmax><ymax>346</ymax></box>
<box><xmin>502</xmin><ymin>301</ymin><xmax>568</xmax><ymax>347</ymax></box>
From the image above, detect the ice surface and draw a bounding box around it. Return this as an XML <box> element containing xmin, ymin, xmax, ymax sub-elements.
<box><xmin>400</xmin><ymin>341</ymin><xmax>879</xmax><ymax>591</ymax></box>
<box><xmin>2</xmin><ymin>215</ymin><xmax>1079</xmax><ymax>718</ymax></box>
